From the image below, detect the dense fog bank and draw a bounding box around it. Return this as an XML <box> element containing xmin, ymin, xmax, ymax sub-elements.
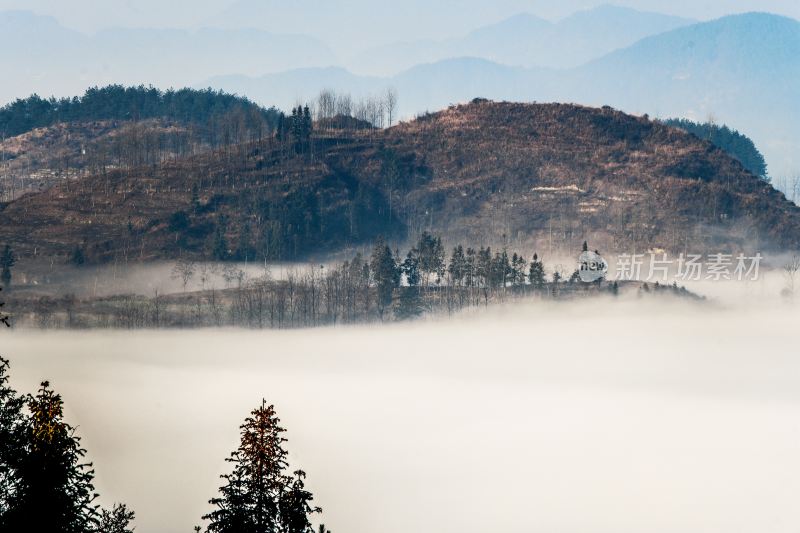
<box><xmin>3</xmin><ymin>294</ymin><xmax>800</xmax><ymax>532</ymax></box>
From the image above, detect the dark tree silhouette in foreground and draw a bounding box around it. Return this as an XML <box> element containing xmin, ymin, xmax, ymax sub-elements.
<box><xmin>0</xmin><ymin>357</ymin><xmax>26</xmax><ymax>525</ymax></box>
<box><xmin>4</xmin><ymin>381</ymin><xmax>99</xmax><ymax>531</ymax></box>
<box><xmin>97</xmin><ymin>503</ymin><xmax>135</xmax><ymax>533</ymax></box>
<box><xmin>204</xmin><ymin>401</ymin><xmax>321</xmax><ymax>533</ymax></box>
<box><xmin>0</xmin><ymin>356</ymin><xmax>134</xmax><ymax>532</ymax></box>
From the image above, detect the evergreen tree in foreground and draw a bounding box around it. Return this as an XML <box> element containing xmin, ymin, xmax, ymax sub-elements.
<box><xmin>4</xmin><ymin>381</ymin><xmax>99</xmax><ymax>532</ymax></box>
<box><xmin>1</xmin><ymin>358</ymin><xmax>135</xmax><ymax>533</ymax></box>
<box><xmin>0</xmin><ymin>358</ymin><xmax>26</xmax><ymax>526</ymax></box>
<box><xmin>204</xmin><ymin>401</ymin><xmax>321</xmax><ymax>533</ymax></box>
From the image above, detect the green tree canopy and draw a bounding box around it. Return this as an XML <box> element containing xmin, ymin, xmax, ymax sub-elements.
<box><xmin>663</xmin><ymin>118</ymin><xmax>769</xmax><ymax>180</ymax></box>
<box><xmin>0</xmin><ymin>85</ymin><xmax>280</xmax><ymax>138</ymax></box>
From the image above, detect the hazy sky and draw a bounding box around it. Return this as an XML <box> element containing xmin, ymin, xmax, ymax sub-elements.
<box><xmin>1</xmin><ymin>0</ymin><xmax>798</xmax><ymax>33</ymax></box>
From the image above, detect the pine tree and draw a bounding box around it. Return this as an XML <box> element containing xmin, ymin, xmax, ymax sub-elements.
<box><xmin>400</xmin><ymin>251</ymin><xmax>420</xmax><ymax>287</ymax></box>
<box><xmin>5</xmin><ymin>381</ymin><xmax>99</xmax><ymax>532</ymax></box>
<box><xmin>0</xmin><ymin>245</ymin><xmax>14</xmax><ymax>288</ymax></box>
<box><xmin>204</xmin><ymin>401</ymin><xmax>320</xmax><ymax>533</ymax></box>
<box><xmin>527</xmin><ymin>253</ymin><xmax>546</xmax><ymax>288</ymax></box>
<box><xmin>370</xmin><ymin>238</ymin><xmax>400</xmax><ymax>320</ymax></box>
<box><xmin>302</xmin><ymin>106</ymin><xmax>312</xmax><ymax>146</ymax></box>
<box><xmin>276</xmin><ymin>112</ymin><xmax>287</xmax><ymax>142</ymax></box>
<box><xmin>489</xmin><ymin>250</ymin><xmax>511</xmax><ymax>288</ymax></box>
<box><xmin>582</xmin><ymin>241</ymin><xmax>588</xmax><ymax>252</ymax></box>
<box><xmin>0</xmin><ymin>358</ymin><xmax>26</xmax><ymax>526</ymax></box>
<box><xmin>280</xmin><ymin>470</ymin><xmax>320</xmax><ymax>533</ymax></box>
<box><xmin>447</xmin><ymin>245</ymin><xmax>466</xmax><ymax>286</ymax></box>
<box><xmin>510</xmin><ymin>253</ymin><xmax>527</xmax><ymax>286</ymax></box>
<box><xmin>414</xmin><ymin>232</ymin><xmax>444</xmax><ymax>287</ymax></box>
<box><xmin>205</xmin><ymin>451</ymin><xmax>256</xmax><ymax>533</ymax></box>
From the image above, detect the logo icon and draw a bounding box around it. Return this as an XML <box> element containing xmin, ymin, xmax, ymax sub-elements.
<box><xmin>578</xmin><ymin>250</ymin><xmax>608</xmax><ymax>282</ymax></box>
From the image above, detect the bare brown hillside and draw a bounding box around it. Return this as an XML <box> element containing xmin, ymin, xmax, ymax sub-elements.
<box><xmin>0</xmin><ymin>100</ymin><xmax>797</xmax><ymax>264</ymax></box>
<box><xmin>378</xmin><ymin>101</ymin><xmax>800</xmax><ymax>253</ymax></box>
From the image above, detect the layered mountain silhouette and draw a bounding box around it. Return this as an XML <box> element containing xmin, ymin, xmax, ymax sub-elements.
<box><xmin>204</xmin><ymin>12</ymin><xmax>800</xmax><ymax>177</ymax></box>
<box><xmin>3</xmin><ymin>9</ymin><xmax>799</xmax><ymax>177</ymax></box>
<box><xmin>0</xmin><ymin>10</ymin><xmax>336</xmax><ymax>104</ymax></box>
<box><xmin>351</xmin><ymin>6</ymin><xmax>693</xmax><ymax>75</ymax></box>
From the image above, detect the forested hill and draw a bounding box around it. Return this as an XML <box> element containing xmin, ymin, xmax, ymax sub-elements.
<box><xmin>0</xmin><ymin>85</ymin><xmax>281</xmax><ymax>138</ymax></box>
<box><xmin>661</xmin><ymin>118</ymin><xmax>769</xmax><ymax>180</ymax></box>
<box><xmin>1</xmin><ymin>100</ymin><xmax>799</xmax><ymax>264</ymax></box>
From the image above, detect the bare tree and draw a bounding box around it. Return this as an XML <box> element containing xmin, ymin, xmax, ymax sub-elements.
<box><xmin>385</xmin><ymin>87</ymin><xmax>398</xmax><ymax>127</ymax></box>
<box><xmin>316</xmin><ymin>90</ymin><xmax>336</xmax><ymax>122</ymax></box>
<box><xmin>171</xmin><ymin>258</ymin><xmax>196</xmax><ymax>292</ymax></box>
<box><xmin>335</xmin><ymin>93</ymin><xmax>352</xmax><ymax>117</ymax></box>
<box><xmin>222</xmin><ymin>263</ymin><xmax>246</xmax><ymax>288</ymax></box>
<box><xmin>783</xmin><ymin>254</ymin><xmax>800</xmax><ymax>297</ymax></box>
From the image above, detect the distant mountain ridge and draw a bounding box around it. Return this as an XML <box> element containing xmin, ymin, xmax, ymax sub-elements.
<box><xmin>0</xmin><ymin>10</ymin><xmax>336</xmax><ymax>105</ymax></box>
<box><xmin>203</xmin><ymin>12</ymin><xmax>800</xmax><ymax>178</ymax></box>
<box><xmin>0</xmin><ymin>3</ymin><xmax>699</xmax><ymax>105</ymax></box>
<box><xmin>351</xmin><ymin>5</ymin><xmax>694</xmax><ymax>75</ymax></box>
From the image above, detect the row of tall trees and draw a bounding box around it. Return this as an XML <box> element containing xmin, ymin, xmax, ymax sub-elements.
<box><xmin>0</xmin><ymin>85</ymin><xmax>281</xmax><ymax>139</ymax></box>
<box><xmin>662</xmin><ymin>118</ymin><xmax>769</xmax><ymax>180</ymax></box>
<box><xmin>0</xmin><ymin>86</ymin><xmax>282</xmax><ymax>201</ymax></box>
<box><xmin>395</xmin><ymin>232</ymin><xmax>548</xmax><ymax>290</ymax></box>
<box><xmin>313</xmin><ymin>88</ymin><xmax>398</xmax><ymax>129</ymax></box>
<box><xmin>9</xmin><ymin>233</ymin><xmax>567</xmax><ymax>329</ymax></box>
<box><xmin>0</xmin><ymin>356</ymin><xmax>324</xmax><ymax>533</ymax></box>
<box><xmin>275</xmin><ymin>106</ymin><xmax>313</xmax><ymax>154</ymax></box>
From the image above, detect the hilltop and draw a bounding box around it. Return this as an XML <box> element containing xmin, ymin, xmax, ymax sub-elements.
<box><xmin>0</xmin><ymin>86</ymin><xmax>280</xmax><ymax>199</ymax></box>
<box><xmin>0</xmin><ymin>100</ymin><xmax>798</xmax><ymax>265</ymax></box>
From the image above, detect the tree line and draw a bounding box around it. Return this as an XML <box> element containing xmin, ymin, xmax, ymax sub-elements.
<box><xmin>312</xmin><ymin>88</ymin><xmax>398</xmax><ymax>130</ymax></box>
<box><xmin>0</xmin><ymin>85</ymin><xmax>281</xmax><ymax>139</ymax></box>
<box><xmin>661</xmin><ymin>118</ymin><xmax>769</xmax><ymax>180</ymax></box>
<box><xmin>0</xmin><ymin>357</ymin><xmax>324</xmax><ymax>533</ymax></box>
<box><xmin>8</xmin><ymin>233</ymin><xmax>613</xmax><ymax>329</ymax></box>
